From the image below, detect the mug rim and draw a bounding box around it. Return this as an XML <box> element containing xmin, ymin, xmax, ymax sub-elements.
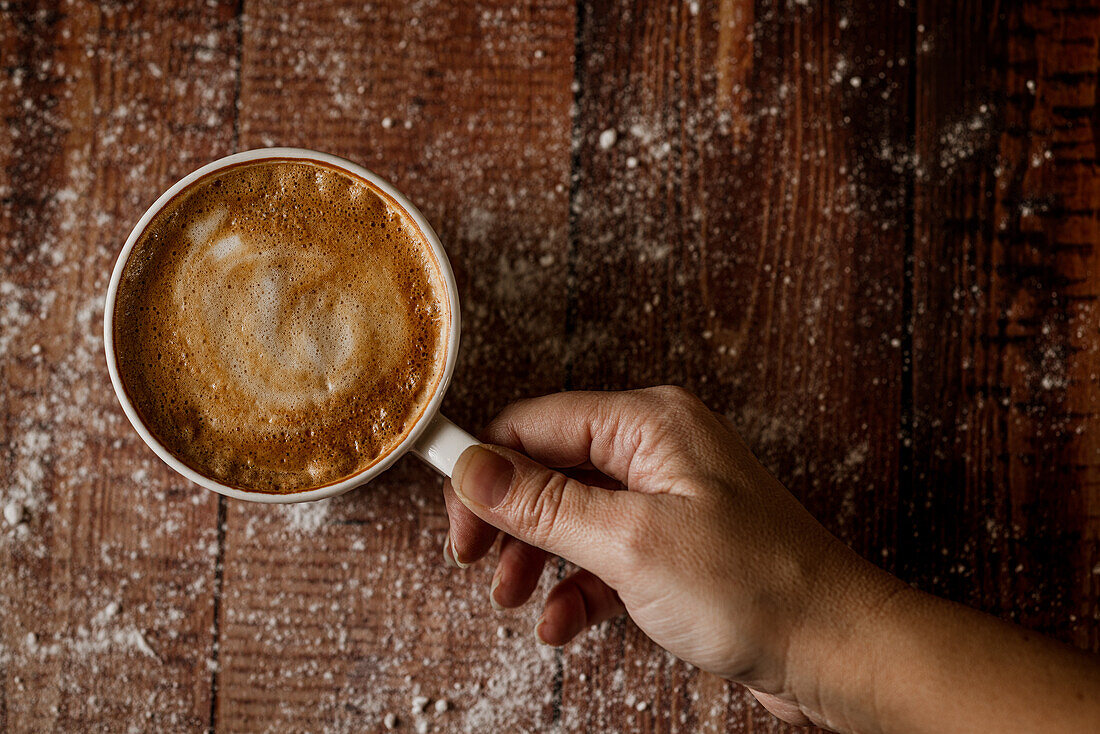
<box><xmin>103</xmin><ymin>147</ymin><xmax>461</xmax><ymax>504</ymax></box>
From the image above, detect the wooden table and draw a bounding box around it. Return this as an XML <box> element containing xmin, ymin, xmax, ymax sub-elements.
<box><xmin>2</xmin><ymin>1</ymin><xmax>1097</xmax><ymax>731</ymax></box>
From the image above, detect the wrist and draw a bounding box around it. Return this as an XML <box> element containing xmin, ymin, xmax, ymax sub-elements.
<box><xmin>783</xmin><ymin>539</ymin><xmax>908</xmax><ymax>733</ymax></box>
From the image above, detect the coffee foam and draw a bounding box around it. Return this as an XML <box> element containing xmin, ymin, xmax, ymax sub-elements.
<box><xmin>113</xmin><ymin>160</ymin><xmax>449</xmax><ymax>492</ymax></box>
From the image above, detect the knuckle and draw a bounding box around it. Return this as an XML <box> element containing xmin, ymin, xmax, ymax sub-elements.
<box><xmin>511</xmin><ymin>469</ymin><xmax>569</xmax><ymax>547</ymax></box>
<box><xmin>646</xmin><ymin>384</ymin><xmax>702</xmax><ymax>413</ymax></box>
<box><xmin>636</xmin><ymin>385</ymin><xmax>709</xmax><ymax>449</ymax></box>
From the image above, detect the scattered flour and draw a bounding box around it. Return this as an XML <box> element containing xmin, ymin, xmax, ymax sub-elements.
<box><xmin>4</xmin><ymin>501</ymin><xmax>26</xmax><ymax>526</ymax></box>
<box><xmin>1</xmin><ymin>1</ymin><xmax>1093</xmax><ymax>732</ymax></box>
<box><xmin>279</xmin><ymin>498</ymin><xmax>333</xmax><ymax>532</ymax></box>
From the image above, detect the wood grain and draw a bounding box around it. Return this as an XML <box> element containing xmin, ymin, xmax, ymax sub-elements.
<box><xmin>216</xmin><ymin>1</ymin><xmax>575</xmax><ymax>731</ymax></box>
<box><xmin>0</xmin><ymin>1</ymin><xmax>238</xmax><ymax>731</ymax></box>
<box><xmin>1</xmin><ymin>0</ymin><xmax>1098</xmax><ymax>732</ymax></box>
<box><xmin>566</xmin><ymin>1</ymin><xmax>910</xmax><ymax>730</ymax></box>
<box><xmin>906</xmin><ymin>0</ymin><xmax>1100</xmax><ymax>653</ymax></box>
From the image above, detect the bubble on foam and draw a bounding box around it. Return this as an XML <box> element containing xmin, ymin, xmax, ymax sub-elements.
<box><xmin>207</xmin><ymin>233</ymin><xmax>243</xmax><ymax>260</ymax></box>
<box><xmin>253</xmin><ymin>269</ymin><xmax>283</xmax><ymax>335</ymax></box>
<box><xmin>306</xmin><ymin>459</ymin><xmax>326</xmax><ymax>481</ymax></box>
<box><xmin>185</xmin><ymin>206</ymin><xmax>227</xmax><ymax>246</ymax></box>
<box><xmin>301</xmin><ymin>329</ymin><xmax>324</xmax><ymax>368</ymax></box>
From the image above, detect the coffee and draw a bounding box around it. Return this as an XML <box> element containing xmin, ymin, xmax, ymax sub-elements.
<box><xmin>112</xmin><ymin>159</ymin><xmax>449</xmax><ymax>493</ymax></box>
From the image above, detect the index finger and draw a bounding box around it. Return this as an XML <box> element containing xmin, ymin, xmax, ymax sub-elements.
<box><xmin>481</xmin><ymin>388</ymin><xmax>679</xmax><ymax>489</ymax></box>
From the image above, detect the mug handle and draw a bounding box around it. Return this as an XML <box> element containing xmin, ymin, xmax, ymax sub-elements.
<box><xmin>411</xmin><ymin>413</ymin><xmax>479</xmax><ymax>477</ymax></box>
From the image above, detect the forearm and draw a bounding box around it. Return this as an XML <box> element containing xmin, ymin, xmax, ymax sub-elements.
<box><xmin>866</xmin><ymin>589</ymin><xmax>1100</xmax><ymax>733</ymax></box>
<box><xmin>796</xmin><ymin>566</ymin><xmax>1100</xmax><ymax>734</ymax></box>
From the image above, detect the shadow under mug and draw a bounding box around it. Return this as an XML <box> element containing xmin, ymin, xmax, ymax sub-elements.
<box><xmin>103</xmin><ymin>148</ymin><xmax>479</xmax><ymax>504</ymax></box>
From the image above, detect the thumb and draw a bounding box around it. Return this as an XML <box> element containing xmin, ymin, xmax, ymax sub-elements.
<box><xmin>450</xmin><ymin>444</ymin><xmax>624</xmax><ymax>573</ymax></box>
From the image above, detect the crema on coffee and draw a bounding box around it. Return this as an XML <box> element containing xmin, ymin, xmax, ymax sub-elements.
<box><xmin>113</xmin><ymin>159</ymin><xmax>449</xmax><ymax>493</ymax></box>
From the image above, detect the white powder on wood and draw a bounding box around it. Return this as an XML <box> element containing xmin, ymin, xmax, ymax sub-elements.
<box><xmin>279</xmin><ymin>498</ymin><xmax>332</xmax><ymax>532</ymax></box>
<box><xmin>4</xmin><ymin>501</ymin><xmax>25</xmax><ymax>526</ymax></box>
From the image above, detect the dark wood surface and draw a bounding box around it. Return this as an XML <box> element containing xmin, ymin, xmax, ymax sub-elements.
<box><xmin>1</xmin><ymin>1</ymin><xmax>1097</xmax><ymax>732</ymax></box>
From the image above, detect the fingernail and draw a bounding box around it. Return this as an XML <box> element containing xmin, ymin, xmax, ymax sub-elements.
<box><xmin>443</xmin><ymin>532</ymin><xmax>459</xmax><ymax>569</ymax></box>
<box><xmin>452</xmin><ymin>446</ymin><xmax>514</xmax><ymax>510</ymax></box>
<box><xmin>534</xmin><ymin>616</ymin><xmax>550</xmax><ymax>645</ymax></box>
<box><xmin>489</xmin><ymin>573</ymin><xmax>504</xmax><ymax>611</ymax></box>
<box><xmin>451</xmin><ymin>537</ymin><xmax>470</xmax><ymax>569</ymax></box>
<box><xmin>443</xmin><ymin>532</ymin><xmax>470</xmax><ymax>569</ymax></box>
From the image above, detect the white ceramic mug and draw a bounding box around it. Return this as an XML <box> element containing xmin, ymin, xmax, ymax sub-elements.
<box><xmin>103</xmin><ymin>148</ymin><xmax>479</xmax><ymax>503</ymax></box>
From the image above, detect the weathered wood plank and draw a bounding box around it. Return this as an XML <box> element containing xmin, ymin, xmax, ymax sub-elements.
<box><xmin>566</xmin><ymin>0</ymin><xmax>911</xmax><ymax>731</ymax></box>
<box><xmin>907</xmin><ymin>0</ymin><xmax>1100</xmax><ymax>652</ymax></box>
<box><xmin>3</xmin><ymin>0</ymin><xmax>1099</xmax><ymax>731</ymax></box>
<box><xmin>0</xmin><ymin>1</ymin><xmax>238</xmax><ymax>731</ymax></box>
<box><xmin>216</xmin><ymin>1</ymin><xmax>575</xmax><ymax>731</ymax></box>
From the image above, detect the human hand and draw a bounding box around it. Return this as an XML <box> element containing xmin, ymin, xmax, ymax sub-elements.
<box><xmin>441</xmin><ymin>387</ymin><xmax>901</xmax><ymax>726</ymax></box>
